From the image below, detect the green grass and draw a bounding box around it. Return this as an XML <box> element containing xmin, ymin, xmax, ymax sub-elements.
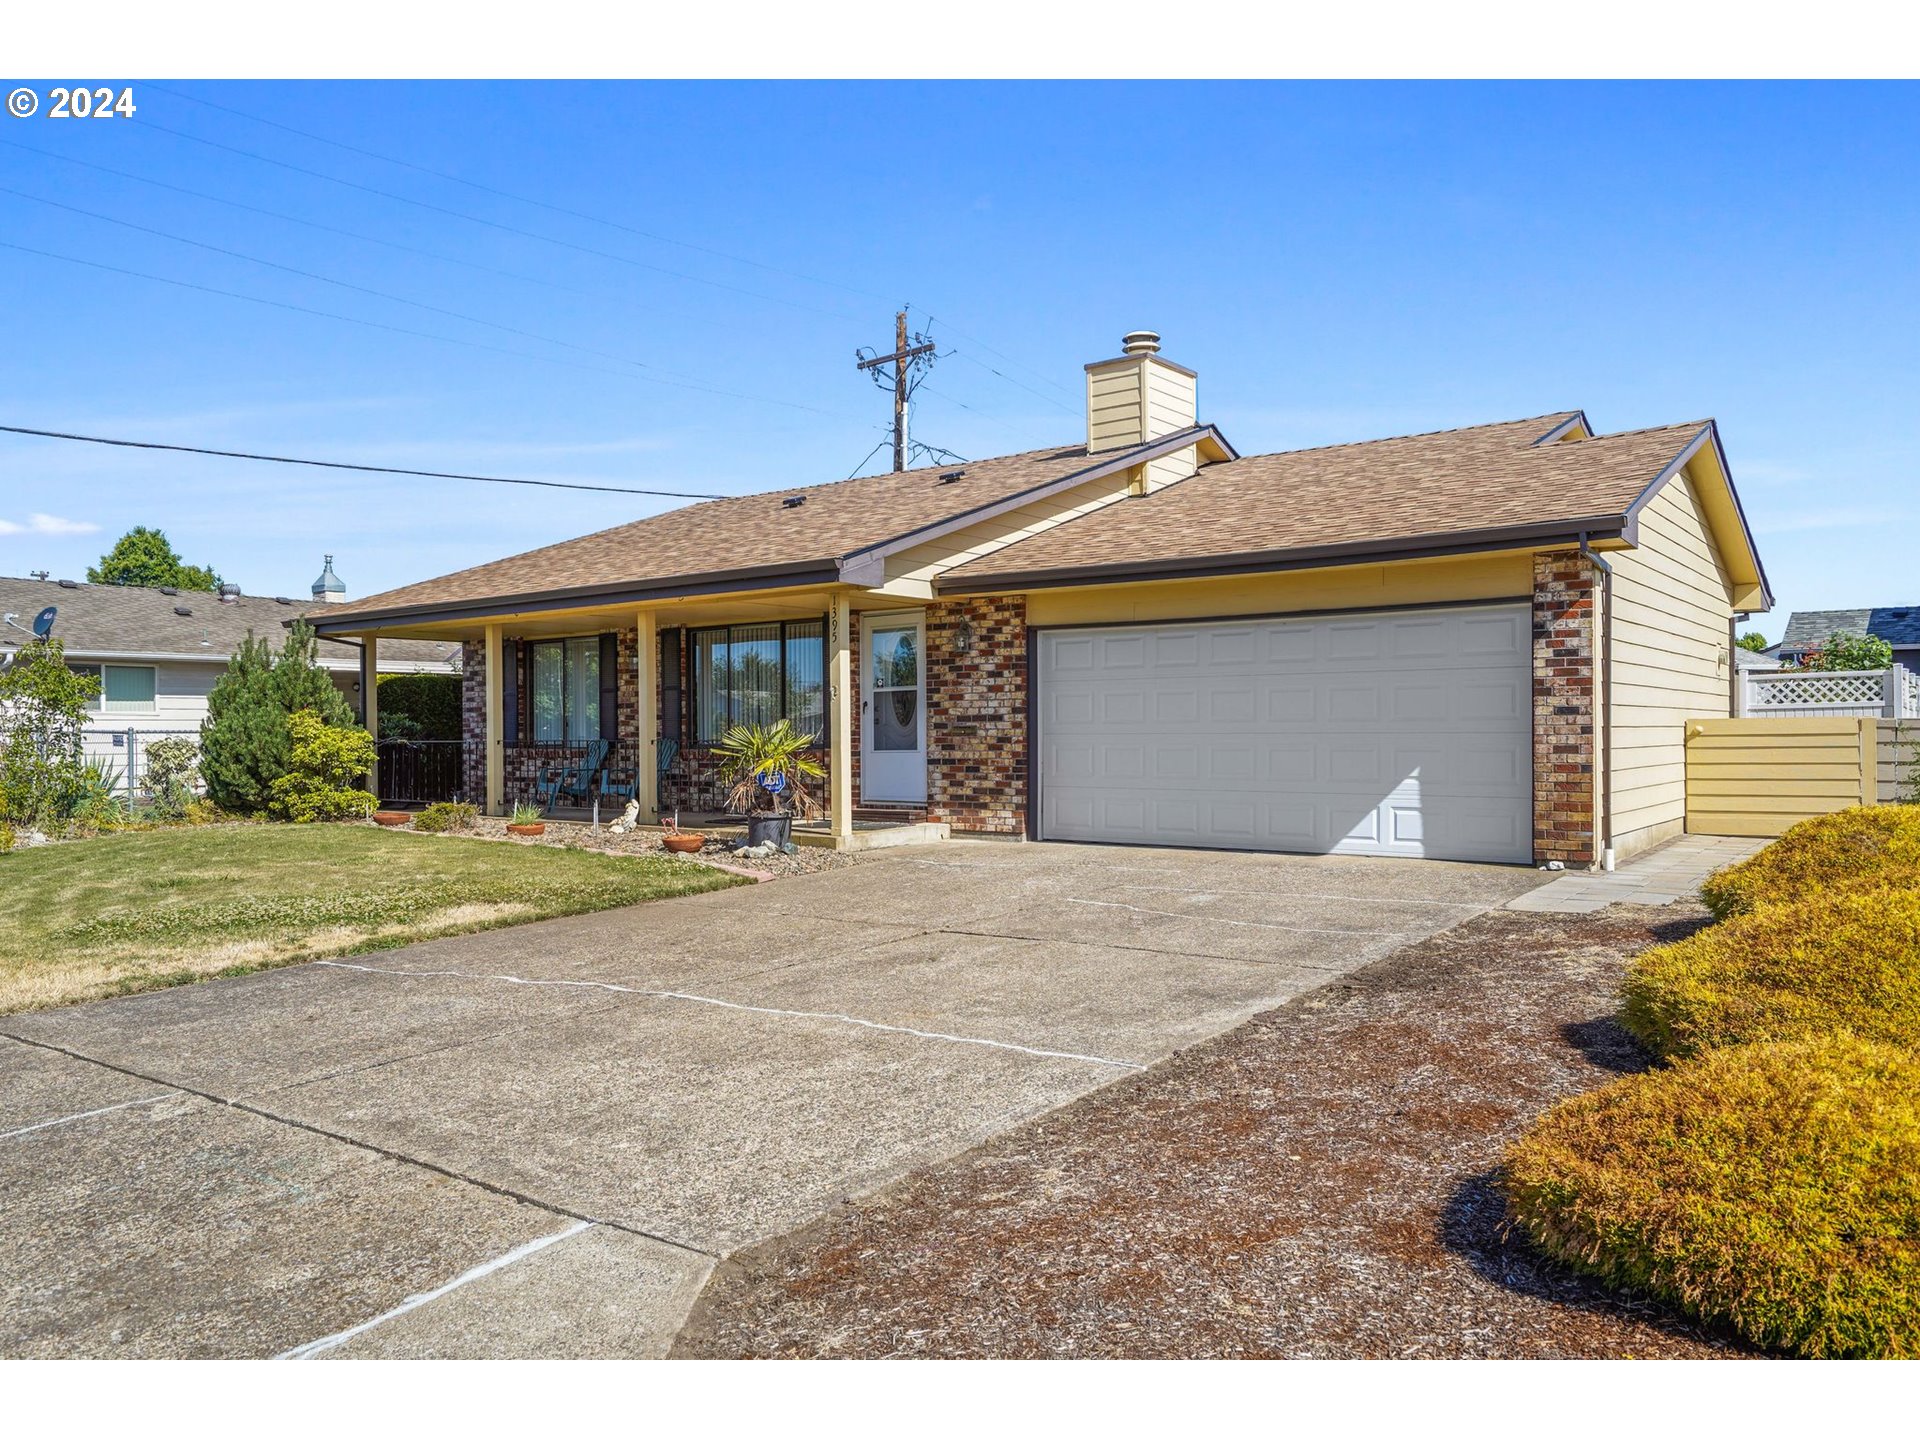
<box><xmin>0</xmin><ymin>824</ymin><xmax>747</xmax><ymax>1014</ymax></box>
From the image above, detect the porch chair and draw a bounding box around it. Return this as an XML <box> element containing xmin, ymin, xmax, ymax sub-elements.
<box><xmin>536</xmin><ymin>737</ymin><xmax>611</xmax><ymax>813</ymax></box>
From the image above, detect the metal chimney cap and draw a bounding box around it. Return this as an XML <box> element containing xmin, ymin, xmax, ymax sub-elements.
<box><xmin>1121</xmin><ymin>330</ymin><xmax>1162</xmax><ymax>356</ymax></box>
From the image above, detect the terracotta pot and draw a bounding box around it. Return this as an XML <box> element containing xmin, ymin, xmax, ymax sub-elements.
<box><xmin>372</xmin><ymin>811</ymin><xmax>412</xmax><ymax>828</ymax></box>
<box><xmin>506</xmin><ymin>822</ymin><xmax>547</xmax><ymax>838</ymax></box>
<box><xmin>662</xmin><ymin>832</ymin><xmax>704</xmax><ymax>854</ymax></box>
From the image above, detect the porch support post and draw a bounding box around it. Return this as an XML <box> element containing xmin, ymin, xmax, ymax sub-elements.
<box><xmin>829</xmin><ymin>592</ymin><xmax>854</xmax><ymax>841</ymax></box>
<box><xmin>484</xmin><ymin>622</ymin><xmax>504</xmax><ymax>817</ymax></box>
<box><xmin>636</xmin><ymin>609</ymin><xmax>660</xmax><ymax>823</ymax></box>
<box><xmin>360</xmin><ymin>634</ymin><xmax>379</xmax><ymax>800</ymax></box>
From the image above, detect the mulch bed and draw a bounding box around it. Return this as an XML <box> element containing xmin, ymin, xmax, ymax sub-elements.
<box><xmin>397</xmin><ymin>815</ymin><xmax>867</xmax><ymax>879</ymax></box>
<box><xmin>675</xmin><ymin>904</ymin><xmax>1747</xmax><ymax>1358</ymax></box>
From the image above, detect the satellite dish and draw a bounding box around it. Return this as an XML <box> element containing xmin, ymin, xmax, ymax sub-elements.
<box><xmin>32</xmin><ymin>606</ymin><xmax>56</xmax><ymax>639</ymax></box>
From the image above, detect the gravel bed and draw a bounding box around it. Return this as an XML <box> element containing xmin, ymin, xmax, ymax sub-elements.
<box><xmin>675</xmin><ymin>904</ymin><xmax>1746</xmax><ymax>1359</ymax></box>
<box><xmin>386</xmin><ymin>814</ymin><xmax>868</xmax><ymax>879</ymax></box>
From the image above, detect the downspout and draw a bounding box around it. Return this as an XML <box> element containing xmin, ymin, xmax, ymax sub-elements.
<box><xmin>1580</xmin><ymin>534</ymin><xmax>1615</xmax><ymax>872</ymax></box>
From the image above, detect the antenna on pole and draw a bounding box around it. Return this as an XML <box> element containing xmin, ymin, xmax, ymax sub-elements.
<box><xmin>855</xmin><ymin>309</ymin><xmax>937</xmax><ymax>472</ymax></box>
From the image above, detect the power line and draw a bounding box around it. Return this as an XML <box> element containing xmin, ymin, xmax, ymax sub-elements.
<box><xmin>949</xmin><ymin>349</ymin><xmax>1080</xmax><ymax>416</ymax></box>
<box><xmin>147</xmin><ymin>82</ymin><xmax>892</xmax><ymax>307</ymax></box>
<box><xmin>909</xmin><ymin>306</ymin><xmax>1079</xmax><ymax>400</ymax></box>
<box><xmin>1</xmin><ymin>136</ymin><xmax>591</xmax><ymax>300</ymax></box>
<box><xmin>0</xmin><ymin>239</ymin><xmax>878</xmax><ymax>424</ymax></box>
<box><xmin>131</xmin><ymin>116</ymin><xmax>867</xmax><ymax>323</ymax></box>
<box><xmin>0</xmin><ymin>423</ymin><xmax>730</xmax><ymax>499</ymax></box>
<box><xmin>1</xmin><ymin>184</ymin><xmax>858</xmax><ymax>418</ymax></box>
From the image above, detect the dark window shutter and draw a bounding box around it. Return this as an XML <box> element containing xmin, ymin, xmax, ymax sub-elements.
<box><xmin>599</xmin><ymin>633</ymin><xmax>620</xmax><ymax>742</ymax></box>
<box><xmin>659</xmin><ymin>628</ymin><xmax>683</xmax><ymax>744</ymax></box>
<box><xmin>503</xmin><ymin>639</ymin><xmax>521</xmax><ymax>744</ymax></box>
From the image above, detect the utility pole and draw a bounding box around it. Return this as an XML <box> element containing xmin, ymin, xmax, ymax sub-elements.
<box><xmin>856</xmin><ymin>310</ymin><xmax>937</xmax><ymax>471</ymax></box>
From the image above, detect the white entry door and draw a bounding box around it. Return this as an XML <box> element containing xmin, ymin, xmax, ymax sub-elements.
<box><xmin>862</xmin><ymin>613</ymin><xmax>927</xmax><ymax>803</ymax></box>
<box><xmin>1036</xmin><ymin>605</ymin><xmax>1532</xmax><ymax>862</ymax></box>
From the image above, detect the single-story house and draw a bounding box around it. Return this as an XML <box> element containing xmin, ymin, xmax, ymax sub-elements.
<box><xmin>0</xmin><ymin>565</ymin><xmax>459</xmax><ymax>778</ymax></box>
<box><xmin>1774</xmin><ymin>606</ymin><xmax>1920</xmax><ymax>671</ymax></box>
<box><xmin>309</xmin><ymin>331</ymin><xmax>1771</xmax><ymax>868</ymax></box>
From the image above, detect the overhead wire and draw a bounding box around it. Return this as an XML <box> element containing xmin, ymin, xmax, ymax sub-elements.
<box><xmin>0</xmin><ymin>423</ymin><xmax>732</xmax><ymax>499</ymax></box>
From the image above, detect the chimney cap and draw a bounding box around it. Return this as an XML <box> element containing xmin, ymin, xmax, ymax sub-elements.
<box><xmin>1121</xmin><ymin>330</ymin><xmax>1162</xmax><ymax>356</ymax></box>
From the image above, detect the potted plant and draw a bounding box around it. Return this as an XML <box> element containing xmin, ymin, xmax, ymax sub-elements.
<box><xmin>506</xmin><ymin>801</ymin><xmax>547</xmax><ymax>838</ymax></box>
<box><xmin>712</xmin><ymin>718</ymin><xmax>825</xmax><ymax>851</ymax></box>
<box><xmin>661</xmin><ymin>813</ymin><xmax>704</xmax><ymax>854</ymax></box>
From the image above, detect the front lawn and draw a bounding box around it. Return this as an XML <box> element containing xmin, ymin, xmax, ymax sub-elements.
<box><xmin>0</xmin><ymin>825</ymin><xmax>747</xmax><ymax>1014</ymax></box>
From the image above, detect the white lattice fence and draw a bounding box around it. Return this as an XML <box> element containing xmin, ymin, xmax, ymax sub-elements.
<box><xmin>1741</xmin><ymin>667</ymin><xmax>1901</xmax><ymax>717</ymax></box>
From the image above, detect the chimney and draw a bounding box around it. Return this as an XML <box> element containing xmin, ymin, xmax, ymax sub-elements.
<box><xmin>1085</xmin><ymin>330</ymin><xmax>1201</xmax><ymax>493</ymax></box>
<box><xmin>312</xmin><ymin>554</ymin><xmax>347</xmax><ymax>604</ymax></box>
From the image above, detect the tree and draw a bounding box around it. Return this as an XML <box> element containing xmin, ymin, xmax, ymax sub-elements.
<box><xmin>1805</xmin><ymin>630</ymin><xmax>1894</xmax><ymax>673</ymax></box>
<box><xmin>0</xmin><ymin>638</ymin><xmax>97</xmax><ymax>826</ymax></box>
<box><xmin>199</xmin><ymin>620</ymin><xmax>356</xmax><ymax>813</ymax></box>
<box><xmin>87</xmin><ymin>526</ymin><xmax>221</xmax><ymax>591</ymax></box>
<box><xmin>1736</xmin><ymin>631</ymin><xmax>1771</xmax><ymax>653</ymax></box>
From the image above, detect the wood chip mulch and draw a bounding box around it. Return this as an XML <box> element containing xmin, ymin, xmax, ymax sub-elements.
<box><xmin>674</xmin><ymin>903</ymin><xmax>1749</xmax><ymax>1358</ymax></box>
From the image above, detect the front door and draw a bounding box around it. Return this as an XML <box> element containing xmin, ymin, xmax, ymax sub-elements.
<box><xmin>862</xmin><ymin>613</ymin><xmax>927</xmax><ymax>803</ymax></box>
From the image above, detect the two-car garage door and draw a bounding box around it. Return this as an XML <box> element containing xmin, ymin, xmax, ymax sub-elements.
<box><xmin>1035</xmin><ymin>605</ymin><xmax>1533</xmax><ymax>863</ymax></box>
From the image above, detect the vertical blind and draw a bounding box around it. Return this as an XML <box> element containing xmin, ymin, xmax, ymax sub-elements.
<box><xmin>691</xmin><ymin>618</ymin><xmax>825</xmax><ymax>744</ymax></box>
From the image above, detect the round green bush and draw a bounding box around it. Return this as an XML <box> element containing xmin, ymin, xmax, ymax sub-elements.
<box><xmin>1503</xmin><ymin>1037</ymin><xmax>1920</xmax><ymax>1358</ymax></box>
<box><xmin>1699</xmin><ymin>806</ymin><xmax>1920</xmax><ymax>920</ymax></box>
<box><xmin>1623</xmin><ymin>883</ymin><xmax>1920</xmax><ymax>1059</ymax></box>
<box><xmin>376</xmin><ymin>673</ymin><xmax>461</xmax><ymax>741</ymax></box>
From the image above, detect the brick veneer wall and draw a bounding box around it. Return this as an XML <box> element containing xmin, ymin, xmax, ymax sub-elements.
<box><xmin>1532</xmin><ymin>551</ymin><xmax>1599</xmax><ymax>867</ymax></box>
<box><xmin>459</xmin><ymin>629</ymin><xmax>641</xmax><ymax>812</ymax></box>
<box><xmin>925</xmin><ymin>596</ymin><xmax>1028</xmax><ymax>836</ymax></box>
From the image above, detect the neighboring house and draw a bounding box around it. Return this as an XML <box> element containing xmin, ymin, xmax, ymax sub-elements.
<box><xmin>1774</xmin><ymin>606</ymin><xmax>1920</xmax><ymax>671</ymax></box>
<box><xmin>0</xmin><ymin>564</ymin><xmax>459</xmax><ymax>776</ymax></box>
<box><xmin>310</xmin><ymin>330</ymin><xmax>1771</xmax><ymax>869</ymax></box>
<box><xmin>1734</xmin><ymin>646</ymin><xmax>1783</xmax><ymax>673</ymax></box>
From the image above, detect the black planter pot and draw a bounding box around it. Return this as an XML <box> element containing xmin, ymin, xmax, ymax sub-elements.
<box><xmin>746</xmin><ymin>814</ymin><xmax>792</xmax><ymax>850</ymax></box>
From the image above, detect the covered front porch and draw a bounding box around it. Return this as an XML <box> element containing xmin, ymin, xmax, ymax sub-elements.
<box><xmin>350</xmin><ymin>583</ymin><xmax>941</xmax><ymax>849</ymax></box>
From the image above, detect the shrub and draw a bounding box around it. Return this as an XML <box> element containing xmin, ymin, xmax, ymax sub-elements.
<box><xmin>1504</xmin><ymin>1037</ymin><xmax>1920</xmax><ymax>1358</ymax></box>
<box><xmin>0</xmin><ymin>822</ymin><xmax>13</xmax><ymax>853</ymax></box>
<box><xmin>1623</xmin><ymin>884</ymin><xmax>1920</xmax><ymax>1058</ymax></box>
<box><xmin>1699</xmin><ymin>806</ymin><xmax>1920</xmax><ymax>919</ymax></box>
<box><xmin>70</xmin><ymin>755</ymin><xmax>128</xmax><ymax>828</ymax></box>
<box><xmin>376</xmin><ymin>673</ymin><xmax>461</xmax><ymax>741</ymax></box>
<box><xmin>1802</xmin><ymin>629</ymin><xmax>1894</xmax><ymax>673</ymax></box>
<box><xmin>200</xmin><ymin>621</ymin><xmax>354</xmax><ymax>813</ymax></box>
<box><xmin>0</xmin><ymin>637</ymin><xmax>96</xmax><ymax>826</ymax></box>
<box><xmin>266</xmin><ymin>711</ymin><xmax>377</xmax><ymax>823</ymax></box>
<box><xmin>412</xmin><ymin>800</ymin><xmax>478</xmax><ymax>833</ymax></box>
<box><xmin>142</xmin><ymin>736</ymin><xmax>200</xmax><ymax>821</ymax></box>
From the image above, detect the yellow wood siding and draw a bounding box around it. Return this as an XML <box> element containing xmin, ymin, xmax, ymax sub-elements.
<box><xmin>1606</xmin><ymin>468</ymin><xmax>1736</xmax><ymax>859</ymax></box>
<box><xmin>1086</xmin><ymin>364</ymin><xmax>1145</xmax><ymax>452</ymax></box>
<box><xmin>1143</xmin><ymin>363</ymin><xmax>1196</xmax><ymax>438</ymax></box>
<box><xmin>879</xmin><ymin>471</ymin><xmax>1138</xmax><ymax>597</ymax></box>
<box><xmin>1880</xmin><ymin>719</ymin><xmax>1919</xmax><ymax>802</ymax></box>
<box><xmin>1025</xmin><ymin>551</ymin><xmax>1534</xmax><ymax>627</ymax></box>
<box><xmin>1685</xmin><ymin>717</ymin><xmax>1877</xmax><ymax>837</ymax></box>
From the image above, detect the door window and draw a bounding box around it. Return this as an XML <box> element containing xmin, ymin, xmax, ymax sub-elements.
<box><xmin>870</xmin><ymin>626</ymin><xmax>919</xmax><ymax>751</ymax></box>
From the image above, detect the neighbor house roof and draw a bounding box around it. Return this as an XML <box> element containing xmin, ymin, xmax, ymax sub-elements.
<box><xmin>1778</xmin><ymin>607</ymin><xmax>1920</xmax><ymax>653</ymax></box>
<box><xmin>313</xmin><ymin>428</ymin><xmax>1230</xmax><ymax>627</ymax></box>
<box><xmin>0</xmin><ymin>576</ymin><xmax>459</xmax><ymax>670</ymax></box>
<box><xmin>941</xmin><ymin>414</ymin><xmax>1724</xmax><ymax>590</ymax></box>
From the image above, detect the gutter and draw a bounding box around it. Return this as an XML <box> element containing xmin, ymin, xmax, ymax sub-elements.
<box><xmin>1581</xmin><ymin>533</ymin><xmax>1615</xmax><ymax>873</ymax></box>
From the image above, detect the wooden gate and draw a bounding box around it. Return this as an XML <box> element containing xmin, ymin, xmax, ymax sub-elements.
<box><xmin>1684</xmin><ymin>717</ymin><xmax>1879</xmax><ymax>838</ymax></box>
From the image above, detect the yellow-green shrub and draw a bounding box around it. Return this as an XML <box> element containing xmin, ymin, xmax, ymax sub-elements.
<box><xmin>266</xmin><ymin>711</ymin><xmax>376</xmax><ymax>823</ymax></box>
<box><xmin>1623</xmin><ymin>883</ymin><xmax>1920</xmax><ymax>1058</ymax></box>
<box><xmin>1699</xmin><ymin>806</ymin><xmax>1920</xmax><ymax>919</ymax></box>
<box><xmin>1504</xmin><ymin>1037</ymin><xmax>1920</xmax><ymax>1358</ymax></box>
<box><xmin>412</xmin><ymin>801</ymin><xmax>478</xmax><ymax>834</ymax></box>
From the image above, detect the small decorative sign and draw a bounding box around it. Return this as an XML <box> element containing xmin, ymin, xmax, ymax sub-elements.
<box><xmin>761</xmin><ymin>770</ymin><xmax>787</xmax><ymax>795</ymax></box>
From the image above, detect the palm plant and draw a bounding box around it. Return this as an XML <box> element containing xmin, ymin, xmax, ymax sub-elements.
<box><xmin>712</xmin><ymin>718</ymin><xmax>825</xmax><ymax>817</ymax></box>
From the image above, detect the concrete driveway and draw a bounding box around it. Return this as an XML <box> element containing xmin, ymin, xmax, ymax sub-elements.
<box><xmin>0</xmin><ymin>841</ymin><xmax>1543</xmax><ymax>1358</ymax></box>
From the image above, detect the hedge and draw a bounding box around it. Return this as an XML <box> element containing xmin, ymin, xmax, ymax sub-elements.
<box><xmin>1504</xmin><ymin>1037</ymin><xmax>1920</xmax><ymax>1358</ymax></box>
<box><xmin>1698</xmin><ymin>806</ymin><xmax>1920</xmax><ymax>920</ymax></box>
<box><xmin>376</xmin><ymin>673</ymin><xmax>461</xmax><ymax>741</ymax></box>
<box><xmin>1622</xmin><ymin>882</ymin><xmax>1920</xmax><ymax>1059</ymax></box>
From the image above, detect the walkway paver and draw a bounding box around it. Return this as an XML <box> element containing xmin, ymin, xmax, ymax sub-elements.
<box><xmin>1506</xmin><ymin>834</ymin><xmax>1765</xmax><ymax>914</ymax></box>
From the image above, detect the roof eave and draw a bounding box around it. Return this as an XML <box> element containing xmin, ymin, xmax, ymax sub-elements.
<box><xmin>308</xmin><ymin>559</ymin><xmax>843</xmax><ymax>634</ymax></box>
<box><xmin>934</xmin><ymin>516</ymin><xmax>1631</xmax><ymax>596</ymax></box>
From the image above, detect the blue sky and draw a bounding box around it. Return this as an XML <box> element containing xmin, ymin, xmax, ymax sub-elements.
<box><xmin>1</xmin><ymin>80</ymin><xmax>1914</xmax><ymax>637</ymax></box>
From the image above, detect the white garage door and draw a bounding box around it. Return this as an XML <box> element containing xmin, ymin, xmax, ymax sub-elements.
<box><xmin>1036</xmin><ymin>605</ymin><xmax>1532</xmax><ymax>863</ymax></box>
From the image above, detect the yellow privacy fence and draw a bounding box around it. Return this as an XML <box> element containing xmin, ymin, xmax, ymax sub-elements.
<box><xmin>1684</xmin><ymin>717</ymin><xmax>1906</xmax><ymax>838</ymax></box>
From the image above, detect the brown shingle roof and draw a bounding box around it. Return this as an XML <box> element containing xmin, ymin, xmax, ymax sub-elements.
<box><xmin>0</xmin><ymin>576</ymin><xmax>458</xmax><ymax>669</ymax></box>
<box><xmin>940</xmin><ymin>414</ymin><xmax>1711</xmax><ymax>588</ymax></box>
<box><xmin>320</xmin><ymin>441</ymin><xmax>1130</xmax><ymax>623</ymax></box>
